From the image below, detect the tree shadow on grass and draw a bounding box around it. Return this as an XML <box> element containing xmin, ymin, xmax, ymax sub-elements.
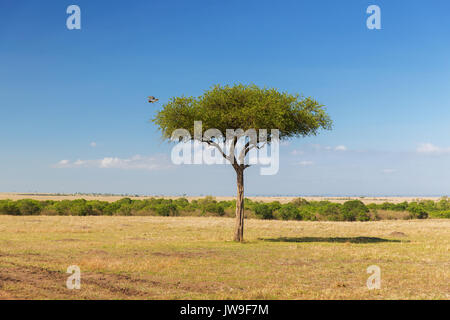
<box><xmin>259</xmin><ymin>236</ymin><xmax>408</xmax><ymax>244</ymax></box>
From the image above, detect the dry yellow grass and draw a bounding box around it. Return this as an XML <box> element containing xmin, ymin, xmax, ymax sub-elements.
<box><xmin>0</xmin><ymin>193</ymin><xmax>442</xmax><ymax>204</ymax></box>
<box><xmin>0</xmin><ymin>216</ymin><xmax>448</xmax><ymax>300</ymax></box>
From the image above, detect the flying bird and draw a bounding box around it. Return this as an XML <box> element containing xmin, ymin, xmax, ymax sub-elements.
<box><xmin>148</xmin><ymin>96</ymin><xmax>159</xmax><ymax>103</ymax></box>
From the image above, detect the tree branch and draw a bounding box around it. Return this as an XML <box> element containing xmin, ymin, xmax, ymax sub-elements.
<box><xmin>228</xmin><ymin>136</ymin><xmax>238</xmax><ymax>169</ymax></box>
<box><xmin>203</xmin><ymin>139</ymin><xmax>230</xmax><ymax>162</ymax></box>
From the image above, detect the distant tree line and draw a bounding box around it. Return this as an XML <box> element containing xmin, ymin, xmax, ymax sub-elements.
<box><xmin>0</xmin><ymin>197</ymin><xmax>449</xmax><ymax>220</ymax></box>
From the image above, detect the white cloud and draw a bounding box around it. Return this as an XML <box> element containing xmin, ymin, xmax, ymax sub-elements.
<box><xmin>335</xmin><ymin>145</ymin><xmax>347</xmax><ymax>151</ymax></box>
<box><xmin>381</xmin><ymin>169</ymin><xmax>396</xmax><ymax>174</ymax></box>
<box><xmin>90</xmin><ymin>142</ymin><xmax>97</xmax><ymax>147</ymax></box>
<box><xmin>57</xmin><ymin>160</ymin><xmax>70</xmax><ymax>166</ymax></box>
<box><xmin>416</xmin><ymin>143</ymin><xmax>450</xmax><ymax>155</ymax></box>
<box><xmin>290</xmin><ymin>149</ymin><xmax>304</xmax><ymax>155</ymax></box>
<box><xmin>74</xmin><ymin>159</ymin><xmax>86</xmax><ymax>166</ymax></box>
<box><xmin>53</xmin><ymin>155</ymin><xmax>171</xmax><ymax>171</ymax></box>
<box><xmin>291</xmin><ymin>144</ymin><xmax>348</xmax><ymax>154</ymax></box>
<box><xmin>298</xmin><ymin>160</ymin><xmax>314</xmax><ymax>166</ymax></box>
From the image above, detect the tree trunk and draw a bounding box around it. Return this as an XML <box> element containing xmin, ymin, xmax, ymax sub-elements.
<box><xmin>234</xmin><ymin>166</ymin><xmax>245</xmax><ymax>242</ymax></box>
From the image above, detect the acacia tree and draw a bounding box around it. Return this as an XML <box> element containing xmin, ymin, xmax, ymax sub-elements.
<box><xmin>153</xmin><ymin>84</ymin><xmax>332</xmax><ymax>242</ymax></box>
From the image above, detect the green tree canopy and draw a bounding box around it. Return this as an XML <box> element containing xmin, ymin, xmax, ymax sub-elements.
<box><xmin>153</xmin><ymin>84</ymin><xmax>332</xmax><ymax>141</ymax></box>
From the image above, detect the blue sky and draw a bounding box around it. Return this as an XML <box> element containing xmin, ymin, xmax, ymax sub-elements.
<box><xmin>1</xmin><ymin>0</ymin><xmax>450</xmax><ymax>196</ymax></box>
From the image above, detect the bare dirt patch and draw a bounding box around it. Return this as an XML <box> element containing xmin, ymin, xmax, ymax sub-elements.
<box><xmin>0</xmin><ymin>262</ymin><xmax>150</xmax><ymax>299</ymax></box>
<box><xmin>388</xmin><ymin>231</ymin><xmax>408</xmax><ymax>237</ymax></box>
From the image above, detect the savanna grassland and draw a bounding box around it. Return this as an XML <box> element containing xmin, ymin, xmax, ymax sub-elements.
<box><xmin>0</xmin><ymin>216</ymin><xmax>448</xmax><ymax>300</ymax></box>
